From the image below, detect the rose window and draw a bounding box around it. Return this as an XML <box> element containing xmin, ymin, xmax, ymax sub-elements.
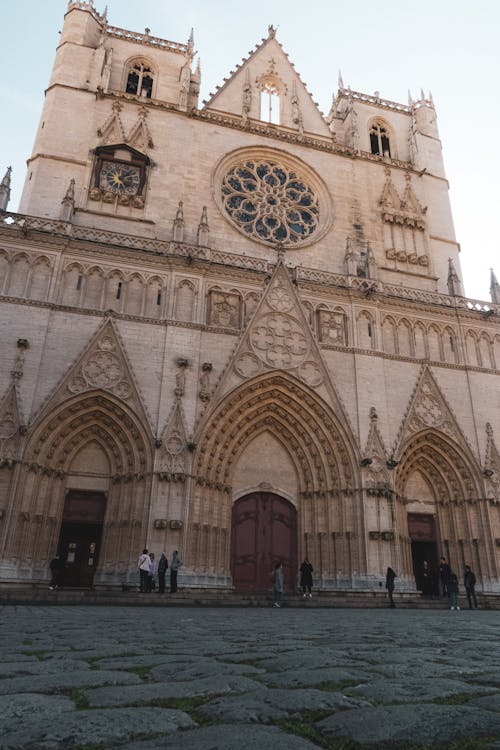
<box><xmin>221</xmin><ymin>161</ymin><xmax>319</xmax><ymax>246</ymax></box>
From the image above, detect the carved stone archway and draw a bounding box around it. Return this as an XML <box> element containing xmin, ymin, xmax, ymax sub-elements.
<box><xmin>395</xmin><ymin>429</ymin><xmax>493</xmax><ymax>588</ymax></box>
<box><xmin>187</xmin><ymin>373</ymin><xmax>361</xmax><ymax>589</ymax></box>
<box><xmin>2</xmin><ymin>391</ymin><xmax>153</xmax><ymax>585</ymax></box>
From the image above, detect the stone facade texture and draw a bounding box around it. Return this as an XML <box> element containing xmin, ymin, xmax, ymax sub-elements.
<box><xmin>1</xmin><ymin>1</ymin><xmax>500</xmax><ymax>592</ymax></box>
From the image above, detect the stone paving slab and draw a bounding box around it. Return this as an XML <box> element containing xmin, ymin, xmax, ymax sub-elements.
<box><xmin>0</xmin><ymin>659</ymin><xmax>91</xmax><ymax>678</ymax></box>
<box><xmin>197</xmin><ymin>686</ymin><xmax>369</xmax><ymax>723</ymax></box>
<box><xmin>150</xmin><ymin>659</ymin><xmax>264</xmax><ymax>681</ymax></box>
<box><xmin>259</xmin><ymin>665</ymin><xmax>372</xmax><ymax>688</ymax></box>
<box><xmin>0</xmin><ymin>669</ymin><xmax>141</xmax><ymax>696</ymax></box>
<box><xmin>119</xmin><ymin>724</ymin><xmax>320</xmax><ymax>750</ymax></box>
<box><xmin>84</xmin><ymin>675</ymin><xmax>263</xmax><ymax>707</ymax></box>
<box><xmin>0</xmin><ymin>707</ymin><xmax>195</xmax><ymax>749</ymax></box>
<box><xmin>0</xmin><ymin>693</ymin><xmax>75</xmax><ymax>734</ymax></box>
<box><xmin>350</xmin><ymin>675</ymin><xmax>492</xmax><ymax>703</ymax></box>
<box><xmin>316</xmin><ymin>703</ymin><xmax>500</xmax><ymax>746</ymax></box>
<box><xmin>2</xmin><ymin>605</ymin><xmax>500</xmax><ymax>748</ymax></box>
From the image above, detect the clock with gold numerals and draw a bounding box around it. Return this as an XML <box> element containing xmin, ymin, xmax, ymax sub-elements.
<box><xmin>100</xmin><ymin>161</ymin><xmax>141</xmax><ymax>195</ymax></box>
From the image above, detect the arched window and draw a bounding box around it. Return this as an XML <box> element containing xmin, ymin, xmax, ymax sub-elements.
<box><xmin>259</xmin><ymin>80</ymin><xmax>281</xmax><ymax>124</ymax></box>
<box><xmin>369</xmin><ymin>120</ymin><xmax>391</xmax><ymax>157</ymax></box>
<box><xmin>126</xmin><ymin>60</ymin><xmax>154</xmax><ymax>98</ymax></box>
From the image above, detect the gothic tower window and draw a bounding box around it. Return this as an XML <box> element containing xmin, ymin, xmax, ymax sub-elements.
<box><xmin>369</xmin><ymin>120</ymin><xmax>391</xmax><ymax>157</ymax></box>
<box><xmin>125</xmin><ymin>60</ymin><xmax>154</xmax><ymax>98</ymax></box>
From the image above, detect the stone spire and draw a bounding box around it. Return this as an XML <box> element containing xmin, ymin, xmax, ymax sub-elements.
<box><xmin>60</xmin><ymin>178</ymin><xmax>75</xmax><ymax>222</ymax></box>
<box><xmin>197</xmin><ymin>206</ymin><xmax>209</xmax><ymax>246</ymax></box>
<box><xmin>490</xmin><ymin>269</ymin><xmax>500</xmax><ymax>304</ymax></box>
<box><xmin>0</xmin><ymin>166</ymin><xmax>12</xmax><ymax>211</ymax></box>
<box><xmin>447</xmin><ymin>258</ymin><xmax>463</xmax><ymax>297</ymax></box>
<box><xmin>172</xmin><ymin>201</ymin><xmax>185</xmax><ymax>242</ymax></box>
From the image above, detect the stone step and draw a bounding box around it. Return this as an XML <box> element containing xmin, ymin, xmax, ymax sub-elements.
<box><xmin>0</xmin><ymin>585</ymin><xmax>494</xmax><ymax>609</ymax></box>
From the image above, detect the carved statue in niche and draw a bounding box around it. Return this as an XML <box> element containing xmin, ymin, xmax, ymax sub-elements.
<box><xmin>241</xmin><ymin>69</ymin><xmax>252</xmax><ymax>127</ymax></box>
<box><xmin>318</xmin><ymin>310</ymin><xmax>346</xmax><ymax>345</ymax></box>
<box><xmin>208</xmin><ymin>291</ymin><xmax>240</xmax><ymax>329</ymax></box>
<box><xmin>199</xmin><ymin>362</ymin><xmax>212</xmax><ymax>402</ymax></box>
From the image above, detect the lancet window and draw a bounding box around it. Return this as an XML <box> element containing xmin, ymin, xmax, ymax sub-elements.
<box><xmin>259</xmin><ymin>81</ymin><xmax>281</xmax><ymax>125</ymax></box>
<box><xmin>126</xmin><ymin>60</ymin><xmax>154</xmax><ymax>98</ymax></box>
<box><xmin>369</xmin><ymin>120</ymin><xmax>391</xmax><ymax>157</ymax></box>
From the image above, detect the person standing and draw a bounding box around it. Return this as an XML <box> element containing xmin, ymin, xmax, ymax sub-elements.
<box><xmin>449</xmin><ymin>571</ymin><xmax>460</xmax><ymax>610</ymax></box>
<box><xmin>170</xmin><ymin>550</ymin><xmax>182</xmax><ymax>593</ymax></box>
<box><xmin>157</xmin><ymin>553</ymin><xmax>168</xmax><ymax>594</ymax></box>
<box><xmin>272</xmin><ymin>560</ymin><xmax>284</xmax><ymax>608</ymax></box>
<box><xmin>422</xmin><ymin>560</ymin><xmax>433</xmax><ymax>597</ymax></box>
<box><xmin>137</xmin><ymin>548</ymin><xmax>151</xmax><ymax>593</ymax></box>
<box><xmin>299</xmin><ymin>558</ymin><xmax>314</xmax><ymax>598</ymax></box>
<box><xmin>439</xmin><ymin>557</ymin><xmax>451</xmax><ymax>598</ymax></box>
<box><xmin>385</xmin><ymin>567</ymin><xmax>397</xmax><ymax>608</ymax></box>
<box><xmin>49</xmin><ymin>554</ymin><xmax>63</xmax><ymax>590</ymax></box>
<box><xmin>464</xmin><ymin>565</ymin><xmax>478</xmax><ymax>609</ymax></box>
<box><xmin>148</xmin><ymin>552</ymin><xmax>157</xmax><ymax>592</ymax></box>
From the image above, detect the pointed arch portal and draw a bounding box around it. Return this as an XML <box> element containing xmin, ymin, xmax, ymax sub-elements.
<box><xmin>190</xmin><ymin>372</ymin><xmax>361</xmax><ymax>588</ymax></box>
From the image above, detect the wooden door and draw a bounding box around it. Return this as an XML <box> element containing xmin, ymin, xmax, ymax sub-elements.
<box><xmin>57</xmin><ymin>491</ymin><xmax>106</xmax><ymax>587</ymax></box>
<box><xmin>231</xmin><ymin>492</ymin><xmax>297</xmax><ymax>592</ymax></box>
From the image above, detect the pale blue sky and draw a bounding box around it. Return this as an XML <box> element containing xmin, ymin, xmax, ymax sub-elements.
<box><xmin>1</xmin><ymin>0</ymin><xmax>499</xmax><ymax>300</ymax></box>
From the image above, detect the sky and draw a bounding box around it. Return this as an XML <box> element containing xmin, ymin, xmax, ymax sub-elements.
<box><xmin>1</xmin><ymin>0</ymin><xmax>499</xmax><ymax>301</ymax></box>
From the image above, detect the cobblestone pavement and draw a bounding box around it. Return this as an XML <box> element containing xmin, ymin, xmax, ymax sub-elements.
<box><xmin>1</xmin><ymin>604</ymin><xmax>500</xmax><ymax>749</ymax></box>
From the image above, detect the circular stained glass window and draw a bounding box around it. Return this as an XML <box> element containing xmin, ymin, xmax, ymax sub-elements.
<box><xmin>220</xmin><ymin>160</ymin><xmax>319</xmax><ymax>246</ymax></box>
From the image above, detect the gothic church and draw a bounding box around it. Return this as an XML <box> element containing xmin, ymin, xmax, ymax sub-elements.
<box><xmin>1</xmin><ymin>1</ymin><xmax>500</xmax><ymax>594</ymax></box>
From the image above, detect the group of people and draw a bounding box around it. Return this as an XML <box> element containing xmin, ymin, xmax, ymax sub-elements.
<box><xmin>271</xmin><ymin>558</ymin><xmax>314</xmax><ymax>607</ymax></box>
<box><xmin>385</xmin><ymin>557</ymin><xmax>479</xmax><ymax>610</ymax></box>
<box><xmin>438</xmin><ymin>557</ymin><xmax>478</xmax><ymax>610</ymax></box>
<box><xmin>137</xmin><ymin>549</ymin><xmax>182</xmax><ymax>593</ymax></box>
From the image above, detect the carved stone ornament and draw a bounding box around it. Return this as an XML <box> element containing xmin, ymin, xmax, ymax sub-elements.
<box><xmin>318</xmin><ymin>310</ymin><xmax>346</xmax><ymax>345</ymax></box>
<box><xmin>208</xmin><ymin>291</ymin><xmax>241</xmax><ymax>328</ymax></box>
<box><xmin>66</xmin><ymin>324</ymin><xmax>135</xmax><ymax>404</ymax></box>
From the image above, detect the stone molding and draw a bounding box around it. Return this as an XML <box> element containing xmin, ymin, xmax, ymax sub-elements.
<box><xmin>2</xmin><ymin>210</ymin><xmax>498</xmax><ymax>316</ymax></box>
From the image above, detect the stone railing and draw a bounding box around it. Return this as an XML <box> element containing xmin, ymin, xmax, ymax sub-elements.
<box><xmin>337</xmin><ymin>87</ymin><xmax>412</xmax><ymax>114</ymax></box>
<box><xmin>105</xmin><ymin>25</ymin><xmax>187</xmax><ymax>53</ymax></box>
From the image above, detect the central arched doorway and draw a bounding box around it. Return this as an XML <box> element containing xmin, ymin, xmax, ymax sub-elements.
<box><xmin>231</xmin><ymin>492</ymin><xmax>297</xmax><ymax>592</ymax></box>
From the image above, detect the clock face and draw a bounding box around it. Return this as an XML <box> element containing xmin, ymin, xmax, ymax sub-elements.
<box><xmin>100</xmin><ymin>161</ymin><xmax>141</xmax><ymax>195</ymax></box>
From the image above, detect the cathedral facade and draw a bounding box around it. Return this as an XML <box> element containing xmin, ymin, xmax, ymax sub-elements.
<box><xmin>1</xmin><ymin>1</ymin><xmax>500</xmax><ymax>593</ymax></box>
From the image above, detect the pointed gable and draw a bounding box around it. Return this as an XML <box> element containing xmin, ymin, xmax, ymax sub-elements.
<box><xmin>204</xmin><ymin>28</ymin><xmax>330</xmax><ymax>137</ymax></box>
<box><xmin>32</xmin><ymin>318</ymin><xmax>153</xmax><ymax>431</ymax></box>
<box><xmin>394</xmin><ymin>367</ymin><xmax>470</xmax><ymax>453</ymax></box>
<box><xmin>126</xmin><ymin>107</ymin><xmax>154</xmax><ymax>152</ymax></box>
<box><xmin>97</xmin><ymin>101</ymin><xmax>126</xmax><ymax>145</ymax></box>
<box><xmin>206</xmin><ymin>259</ymin><xmax>354</xmax><ymax>438</ymax></box>
<box><xmin>158</xmin><ymin>400</ymin><xmax>188</xmax><ymax>480</ymax></box>
<box><xmin>379</xmin><ymin>167</ymin><xmax>401</xmax><ymax>212</ymax></box>
<box><xmin>0</xmin><ymin>383</ymin><xmax>22</xmax><ymax>464</ymax></box>
<box><xmin>362</xmin><ymin>407</ymin><xmax>391</xmax><ymax>492</ymax></box>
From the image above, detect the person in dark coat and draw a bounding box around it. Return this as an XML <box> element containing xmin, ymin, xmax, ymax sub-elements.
<box><xmin>422</xmin><ymin>560</ymin><xmax>434</xmax><ymax>597</ymax></box>
<box><xmin>439</xmin><ymin>557</ymin><xmax>451</xmax><ymax>598</ymax></box>
<box><xmin>157</xmin><ymin>553</ymin><xmax>168</xmax><ymax>594</ymax></box>
<box><xmin>49</xmin><ymin>555</ymin><xmax>63</xmax><ymax>590</ymax></box>
<box><xmin>464</xmin><ymin>565</ymin><xmax>478</xmax><ymax>609</ymax></box>
<box><xmin>385</xmin><ymin>567</ymin><xmax>397</xmax><ymax>608</ymax></box>
<box><xmin>299</xmin><ymin>558</ymin><xmax>314</xmax><ymax>598</ymax></box>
